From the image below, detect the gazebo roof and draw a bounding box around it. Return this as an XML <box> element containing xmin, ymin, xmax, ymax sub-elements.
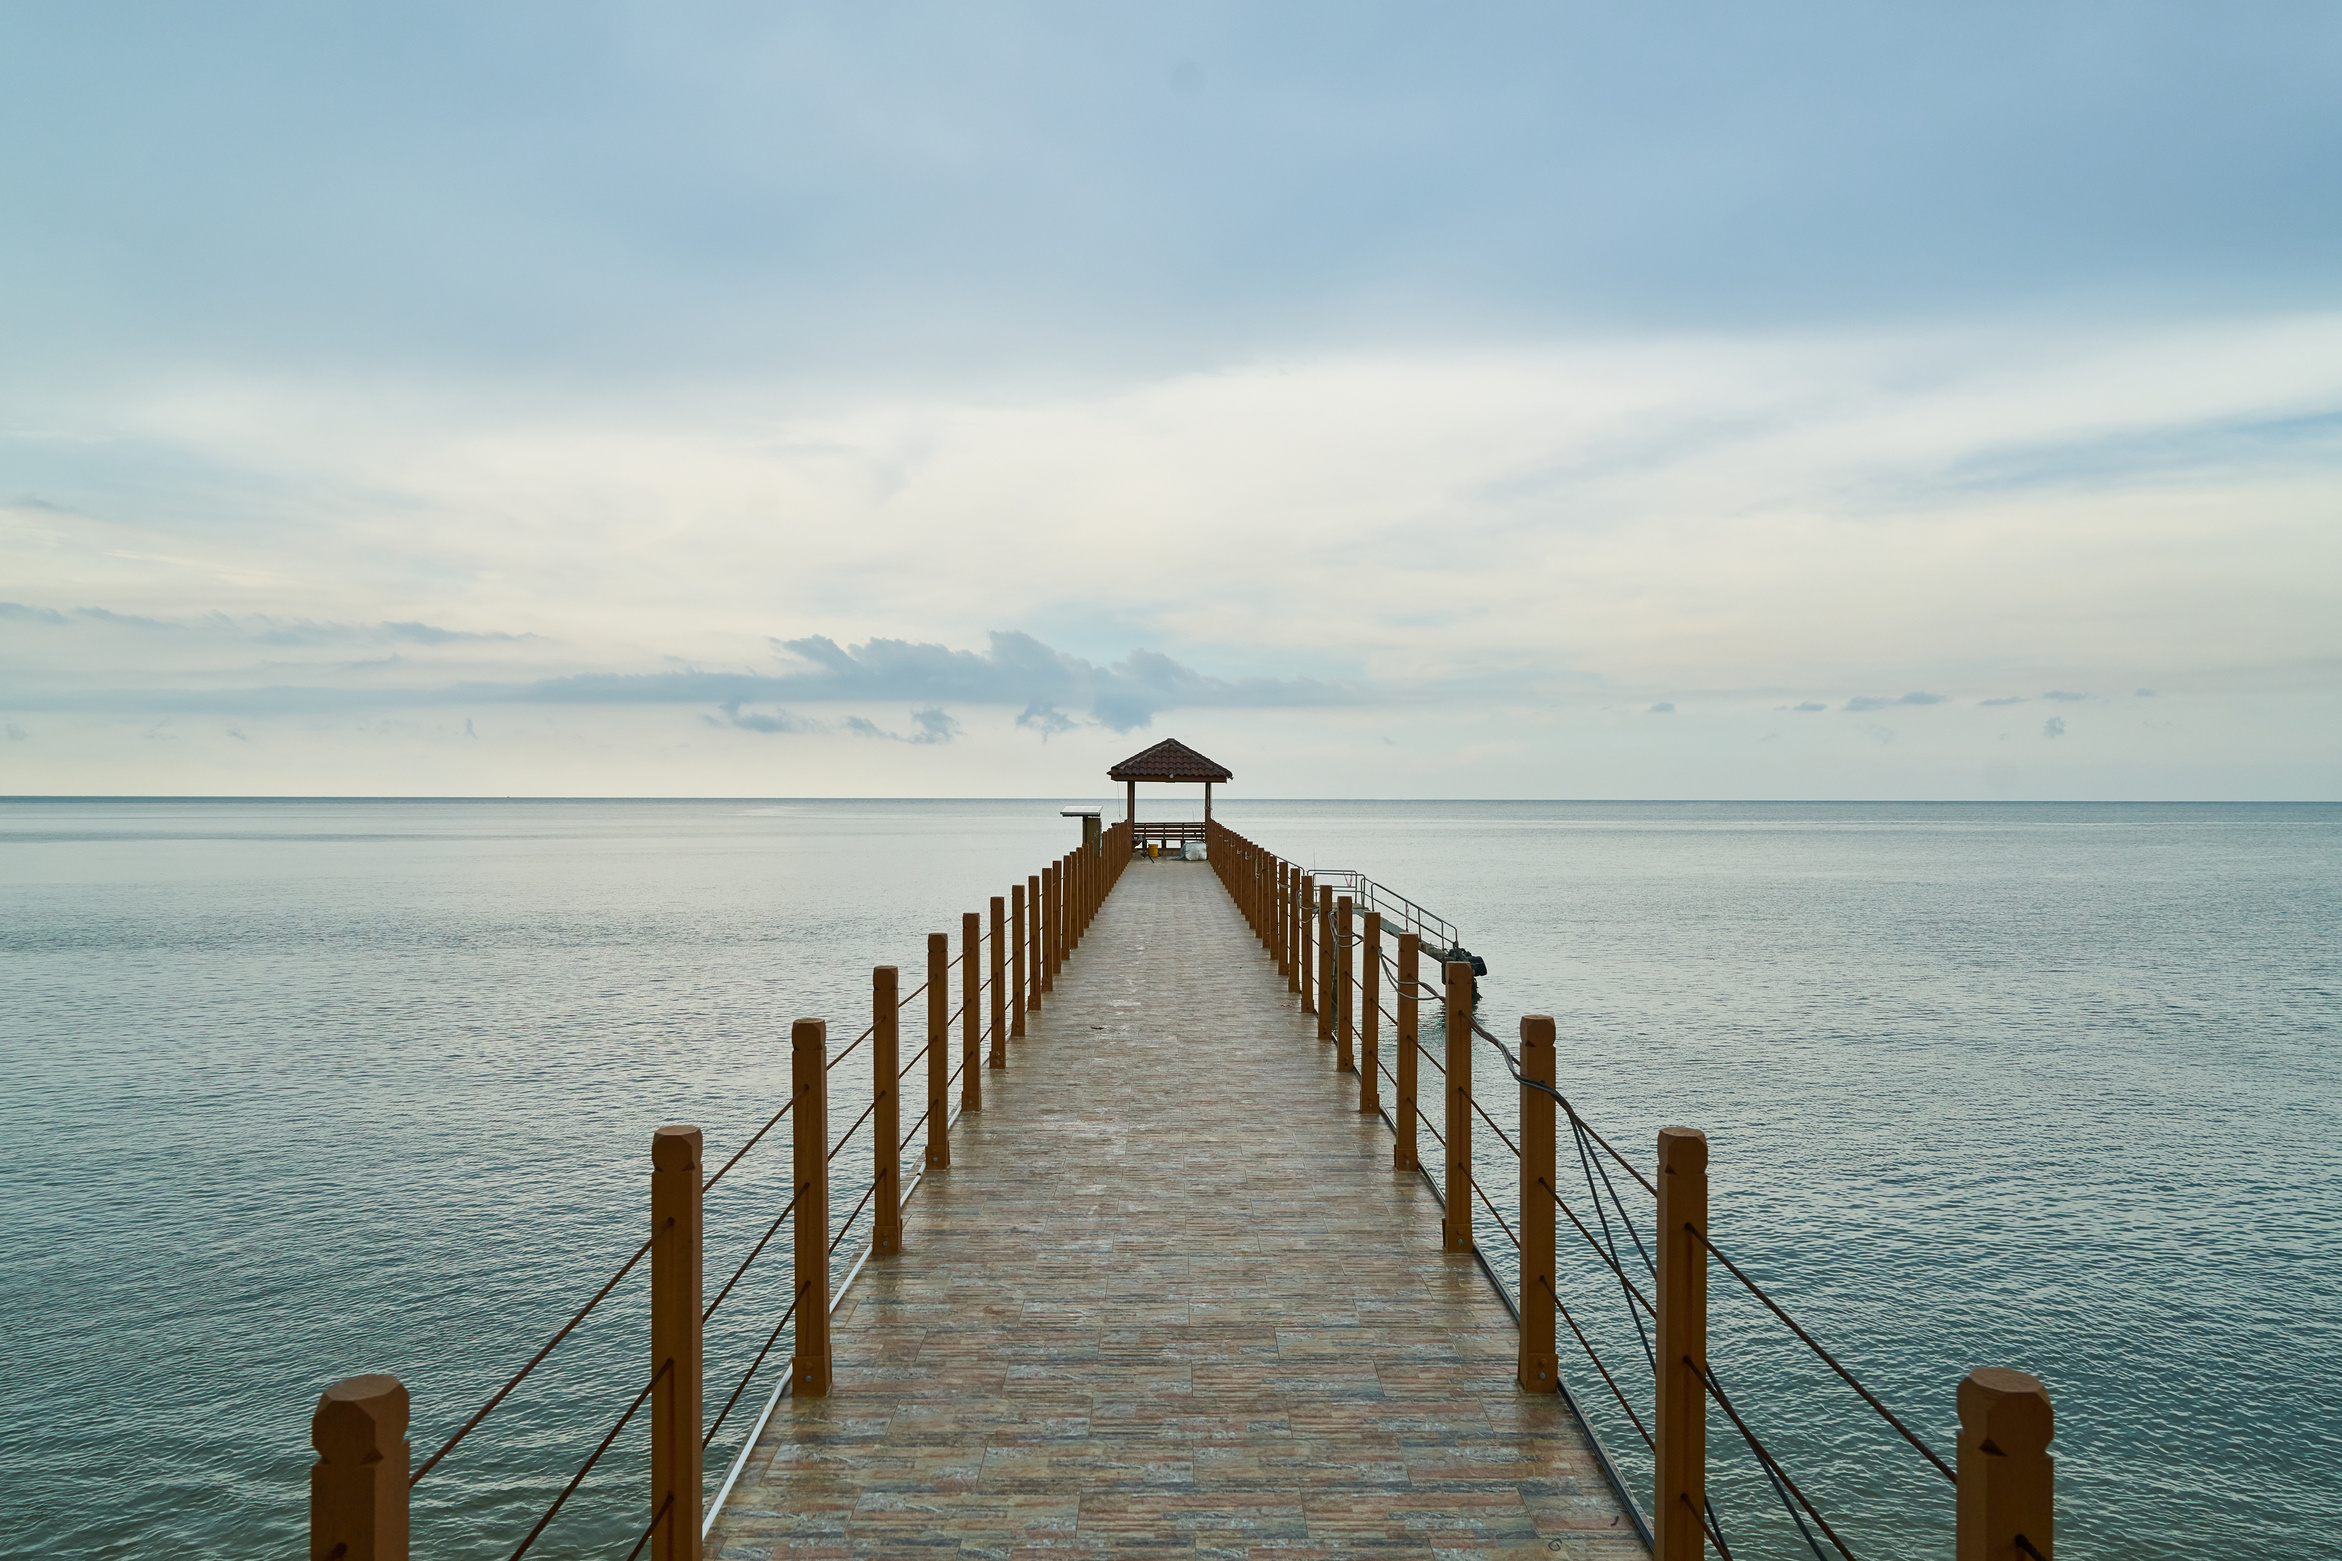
<box><xmin>1108</xmin><ymin>738</ymin><xmax>1233</xmax><ymax>783</ymax></box>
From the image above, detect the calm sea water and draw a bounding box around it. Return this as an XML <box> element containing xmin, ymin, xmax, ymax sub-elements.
<box><xmin>1</xmin><ymin>799</ymin><xmax>2335</xmax><ymax>1559</ymax></box>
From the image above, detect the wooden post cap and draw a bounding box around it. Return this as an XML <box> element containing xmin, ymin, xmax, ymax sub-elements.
<box><xmin>1658</xmin><ymin>1125</ymin><xmax>1708</xmax><ymax>1171</ymax></box>
<box><xmin>312</xmin><ymin>1374</ymin><xmax>408</xmax><ymax>1461</ymax></box>
<box><xmin>1959</xmin><ymin>1367</ymin><xmax>2054</xmax><ymax>1455</ymax></box>
<box><xmin>651</xmin><ymin>1124</ymin><xmax>702</xmax><ymax>1170</ymax></box>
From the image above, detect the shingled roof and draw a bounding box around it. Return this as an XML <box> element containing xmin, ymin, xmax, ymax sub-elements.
<box><xmin>1108</xmin><ymin>738</ymin><xmax>1232</xmax><ymax>783</ymax></box>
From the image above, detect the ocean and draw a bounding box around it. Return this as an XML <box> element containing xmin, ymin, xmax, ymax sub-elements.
<box><xmin>1</xmin><ymin>799</ymin><xmax>2335</xmax><ymax>1558</ymax></box>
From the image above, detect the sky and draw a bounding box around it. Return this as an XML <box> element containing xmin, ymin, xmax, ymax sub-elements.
<box><xmin>3</xmin><ymin>2</ymin><xmax>2338</xmax><ymax>798</ymax></box>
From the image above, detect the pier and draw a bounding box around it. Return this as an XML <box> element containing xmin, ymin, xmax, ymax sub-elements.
<box><xmin>707</xmin><ymin>861</ymin><xmax>1641</xmax><ymax>1560</ymax></box>
<box><xmin>305</xmin><ymin>743</ymin><xmax>2057</xmax><ymax>1561</ymax></box>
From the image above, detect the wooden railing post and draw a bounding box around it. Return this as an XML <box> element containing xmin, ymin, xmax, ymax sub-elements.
<box><xmin>1284</xmin><ymin>865</ymin><xmax>1298</xmax><ymax>991</ymax></box>
<box><xmin>989</xmin><ymin>895</ymin><xmax>1008</xmax><ymax>1067</ymax></box>
<box><xmin>1335</xmin><ymin>894</ymin><xmax>1356</xmax><ymax>1071</ymax></box>
<box><xmin>1297</xmin><ymin>871</ymin><xmax>1312</xmax><ymax>1003</ymax></box>
<box><xmin>1360</xmin><ymin>911</ymin><xmax>1382</xmax><ymax>1113</ymax></box>
<box><xmin>1441</xmin><ymin>959</ymin><xmax>1473</xmax><ymax>1252</ymax></box>
<box><xmin>1395</xmin><ymin>933</ymin><xmax>1420</xmax><ymax>1171</ymax></box>
<box><xmin>1654</xmin><ymin>1126</ymin><xmax>1708</xmax><ymax>1561</ymax></box>
<box><xmin>1958</xmin><ymin>1368</ymin><xmax>2054</xmax><ymax>1561</ymax></box>
<box><xmin>650</xmin><ymin>1123</ymin><xmax>703</xmax><ymax>1561</ymax></box>
<box><xmin>1044</xmin><ymin>862</ymin><xmax>1060</xmax><ymax>989</ymax></box>
<box><xmin>873</xmin><ymin>967</ymin><xmax>902</xmax><ymax>1256</ymax></box>
<box><xmin>789</xmin><ymin>1020</ymin><xmax>832</xmax><ymax>1398</ymax></box>
<box><xmin>310</xmin><ymin>1374</ymin><xmax>409</xmax><ymax>1561</ymax></box>
<box><xmin>961</xmin><ymin>911</ymin><xmax>982</xmax><ymax>1109</ymax></box>
<box><xmin>1010</xmin><ymin>883</ymin><xmax>1027</xmax><ymax>1036</ymax></box>
<box><xmin>1318</xmin><ymin>885</ymin><xmax>1337</xmax><ymax>1043</ymax></box>
<box><xmin>925</xmin><ymin>934</ymin><xmax>950</xmax><ymax>1169</ymax></box>
<box><xmin>1035</xmin><ymin>865</ymin><xmax>1053</xmax><ymax>1015</ymax></box>
<box><xmin>1517</xmin><ymin>1014</ymin><xmax>1559</xmax><ymax>1393</ymax></box>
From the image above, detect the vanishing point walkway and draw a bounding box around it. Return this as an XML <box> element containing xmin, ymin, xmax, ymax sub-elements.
<box><xmin>706</xmin><ymin>859</ymin><xmax>1642</xmax><ymax>1560</ymax></box>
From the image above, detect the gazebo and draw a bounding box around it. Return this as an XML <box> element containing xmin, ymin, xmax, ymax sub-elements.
<box><xmin>1109</xmin><ymin>737</ymin><xmax>1232</xmax><ymax>853</ymax></box>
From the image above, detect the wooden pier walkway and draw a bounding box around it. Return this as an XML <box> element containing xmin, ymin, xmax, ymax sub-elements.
<box><xmin>707</xmin><ymin>859</ymin><xmax>1643</xmax><ymax>1560</ymax></box>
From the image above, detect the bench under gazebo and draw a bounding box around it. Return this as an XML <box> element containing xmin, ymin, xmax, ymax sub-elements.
<box><xmin>1110</xmin><ymin>738</ymin><xmax>1232</xmax><ymax>854</ymax></box>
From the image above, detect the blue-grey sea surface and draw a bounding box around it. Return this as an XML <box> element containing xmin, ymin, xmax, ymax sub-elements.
<box><xmin>0</xmin><ymin>799</ymin><xmax>2334</xmax><ymax>1559</ymax></box>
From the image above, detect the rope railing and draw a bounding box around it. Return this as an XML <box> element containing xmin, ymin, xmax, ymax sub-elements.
<box><xmin>1690</xmin><ymin>1223</ymin><xmax>1956</xmax><ymax>1484</ymax></box>
<box><xmin>321</xmin><ymin>826</ymin><xmax>1136</xmax><ymax>1561</ymax></box>
<box><xmin>1204</xmin><ymin>818</ymin><xmax>2011</xmax><ymax>1561</ymax></box>
<box><xmin>408</xmin><ymin>1233</ymin><xmax>654</xmax><ymax>1486</ymax></box>
<box><xmin>621</xmin><ymin>1491</ymin><xmax>671</xmax><ymax>1561</ymax></box>
<box><xmin>1696</xmin><ymin>1356</ymin><xmax>1859</xmax><ymax>1561</ymax></box>
<box><xmin>702</xmin><ymin>1189</ymin><xmax>803</xmax><ymax>1325</ymax></box>
<box><xmin>1539</xmin><ymin>1273</ymin><xmax>1653</xmax><ymax>1450</ymax></box>
<box><xmin>506</xmin><ymin>1357</ymin><xmax>668</xmax><ymax>1561</ymax></box>
<box><xmin>701</xmin><ymin>1291</ymin><xmax>801</xmax><ymax>1449</ymax></box>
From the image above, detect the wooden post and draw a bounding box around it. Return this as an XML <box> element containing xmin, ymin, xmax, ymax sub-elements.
<box><xmin>1285</xmin><ymin>866</ymin><xmax>1299</xmax><ymax>990</ymax></box>
<box><xmin>1035</xmin><ymin>865</ymin><xmax>1053</xmax><ymax>1015</ymax></box>
<box><xmin>989</xmin><ymin>896</ymin><xmax>1008</xmax><ymax>1067</ymax></box>
<box><xmin>1010</xmin><ymin>883</ymin><xmax>1027</xmax><ymax>1036</ymax></box>
<box><xmin>1318</xmin><ymin>885</ymin><xmax>1336</xmax><ymax>1043</ymax></box>
<box><xmin>873</xmin><ymin>967</ymin><xmax>901</xmax><ymax>1256</ymax></box>
<box><xmin>1040</xmin><ymin>865</ymin><xmax>1056</xmax><ymax>992</ymax></box>
<box><xmin>650</xmin><ymin>1123</ymin><xmax>703</xmax><ymax>1561</ymax></box>
<box><xmin>1441</xmin><ymin>960</ymin><xmax>1473</xmax><ymax>1252</ymax></box>
<box><xmin>961</xmin><ymin>912</ymin><xmax>982</xmax><ymax>1109</ymax></box>
<box><xmin>1958</xmin><ymin>1369</ymin><xmax>2055</xmax><ymax>1561</ymax></box>
<box><xmin>1335</xmin><ymin>894</ymin><xmax>1356</xmax><ymax>1071</ymax></box>
<box><xmin>310</xmin><ymin>1375</ymin><xmax>408</xmax><ymax>1561</ymax></box>
<box><xmin>1298</xmin><ymin>874</ymin><xmax>1315</xmax><ymax>1013</ymax></box>
<box><xmin>1127</xmin><ymin>777</ymin><xmax>1136</xmax><ymax>828</ymax></box>
<box><xmin>1395</xmin><ymin>933</ymin><xmax>1421</xmax><ymax>1170</ymax></box>
<box><xmin>790</xmin><ymin>1020</ymin><xmax>832</xmax><ymax>1397</ymax></box>
<box><xmin>925</xmin><ymin>934</ymin><xmax>950</xmax><ymax>1169</ymax></box>
<box><xmin>1360</xmin><ymin>911</ymin><xmax>1382</xmax><ymax>1113</ymax></box>
<box><xmin>1517</xmin><ymin>1015</ymin><xmax>1559</xmax><ymax>1393</ymax></box>
<box><xmin>1654</xmin><ymin>1126</ymin><xmax>1708</xmax><ymax>1561</ymax></box>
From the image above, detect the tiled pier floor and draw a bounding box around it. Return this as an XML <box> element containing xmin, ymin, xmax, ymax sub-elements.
<box><xmin>708</xmin><ymin>861</ymin><xmax>1645</xmax><ymax>1560</ymax></box>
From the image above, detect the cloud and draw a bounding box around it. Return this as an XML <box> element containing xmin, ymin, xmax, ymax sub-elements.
<box><xmin>0</xmin><ymin>601</ymin><xmax>530</xmax><ymax>646</ymax></box>
<box><xmin>1979</xmin><ymin>695</ymin><xmax>2026</xmax><ymax>706</ymax></box>
<box><xmin>3</xmin><ymin>722</ymin><xmax>24</xmax><ymax>741</ymax></box>
<box><xmin>2041</xmin><ymin>690</ymin><xmax>2089</xmax><ymax>702</ymax></box>
<box><xmin>2135</xmin><ymin>687</ymin><xmax>2157</xmax><ymax>697</ymax></box>
<box><xmin>843</xmin><ymin>708</ymin><xmax>961</xmax><ymax>745</ymax></box>
<box><xmin>1648</xmin><ymin>702</ymin><xmax>1674</xmax><ymax>713</ymax></box>
<box><xmin>1896</xmin><ymin>691</ymin><xmax>1947</xmax><ymax>706</ymax></box>
<box><xmin>251</xmin><ymin>618</ymin><xmax>526</xmax><ymax>647</ymax></box>
<box><xmin>710</xmin><ymin>701</ymin><xmax>824</xmax><ymax>735</ymax></box>
<box><xmin>1015</xmin><ymin>703</ymin><xmax>1078</xmax><ymax>739</ymax></box>
<box><xmin>0</xmin><ymin>628</ymin><xmax>1347</xmax><ymax>730</ymax></box>
<box><xmin>1790</xmin><ymin>701</ymin><xmax>1826</xmax><ymax>712</ymax></box>
<box><xmin>2043</xmin><ymin>716</ymin><xmax>2067</xmax><ymax>738</ymax></box>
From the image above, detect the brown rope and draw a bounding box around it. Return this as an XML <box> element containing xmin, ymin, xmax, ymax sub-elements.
<box><xmin>1689</xmin><ymin>1224</ymin><xmax>1954</xmax><ymax>1484</ymax></box>
<box><xmin>506</xmin><ymin>1357</ymin><xmax>668</xmax><ymax>1560</ymax></box>
<box><xmin>409</xmin><ymin>1232</ymin><xmax>653</xmax><ymax>1486</ymax></box>
<box><xmin>702</xmin><ymin>1189</ymin><xmax>803</xmax><ymax>1324</ymax></box>
<box><xmin>1540</xmin><ymin>1178</ymin><xmax>1656</xmax><ymax>1319</ymax></box>
<box><xmin>1695</xmin><ymin>1356</ymin><xmax>1861</xmax><ymax>1561</ymax></box>
<box><xmin>1539</xmin><ymin>1274</ymin><xmax>1653</xmax><ymax>1450</ymax></box>
<box><xmin>701</xmin><ymin>1291</ymin><xmax>802</xmax><ymax>1448</ymax></box>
